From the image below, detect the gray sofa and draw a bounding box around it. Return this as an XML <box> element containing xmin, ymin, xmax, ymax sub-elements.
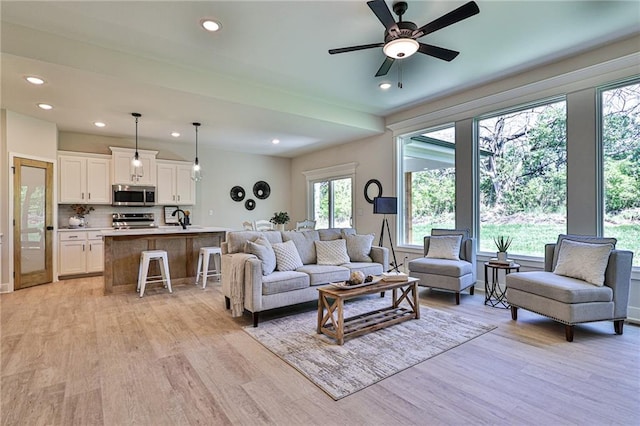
<box><xmin>506</xmin><ymin>234</ymin><xmax>633</xmax><ymax>342</ymax></box>
<box><xmin>221</xmin><ymin>228</ymin><xmax>389</xmax><ymax>326</ymax></box>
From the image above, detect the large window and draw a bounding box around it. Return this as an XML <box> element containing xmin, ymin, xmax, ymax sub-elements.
<box><xmin>312</xmin><ymin>177</ymin><xmax>352</xmax><ymax>229</ymax></box>
<box><xmin>399</xmin><ymin>125</ymin><xmax>456</xmax><ymax>246</ymax></box>
<box><xmin>600</xmin><ymin>80</ymin><xmax>640</xmax><ymax>266</ymax></box>
<box><xmin>477</xmin><ymin>99</ymin><xmax>567</xmax><ymax>257</ymax></box>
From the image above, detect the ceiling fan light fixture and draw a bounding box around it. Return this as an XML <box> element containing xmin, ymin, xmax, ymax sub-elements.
<box><xmin>383</xmin><ymin>38</ymin><xmax>419</xmax><ymax>59</ymax></box>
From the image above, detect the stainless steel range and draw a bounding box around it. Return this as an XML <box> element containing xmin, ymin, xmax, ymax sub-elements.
<box><xmin>112</xmin><ymin>212</ymin><xmax>156</xmax><ymax>229</ymax></box>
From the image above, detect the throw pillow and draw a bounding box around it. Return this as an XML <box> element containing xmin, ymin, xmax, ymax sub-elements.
<box><xmin>426</xmin><ymin>235</ymin><xmax>462</xmax><ymax>260</ymax></box>
<box><xmin>272</xmin><ymin>240</ymin><xmax>304</xmax><ymax>272</ymax></box>
<box><xmin>244</xmin><ymin>237</ymin><xmax>276</xmax><ymax>275</ymax></box>
<box><xmin>315</xmin><ymin>239</ymin><xmax>350</xmax><ymax>265</ymax></box>
<box><xmin>282</xmin><ymin>230</ymin><xmax>319</xmax><ymax>264</ymax></box>
<box><xmin>553</xmin><ymin>239</ymin><xmax>613</xmax><ymax>286</ymax></box>
<box><xmin>345</xmin><ymin>233</ymin><xmax>374</xmax><ymax>262</ymax></box>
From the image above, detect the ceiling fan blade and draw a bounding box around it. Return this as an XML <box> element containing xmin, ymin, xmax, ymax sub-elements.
<box><xmin>367</xmin><ymin>0</ymin><xmax>399</xmax><ymax>34</ymax></box>
<box><xmin>413</xmin><ymin>1</ymin><xmax>480</xmax><ymax>38</ymax></box>
<box><xmin>329</xmin><ymin>42</ymin><xmax>384</xmax><ymax>55</ymax></box>
<box><xmin>418</xmin><ymin>43</ymin><xmax>460</xmax><ymax>62</ymax></box>
<box><xmin>375</xmin><ymin>57</ymin><xmax>395</xmax><ymax>77</ymax></box>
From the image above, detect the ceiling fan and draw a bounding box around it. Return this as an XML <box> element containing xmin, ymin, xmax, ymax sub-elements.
<box><xmin>329</xmin><ymin>0</ymin><xmax>480</xmax><ymax>77</ymax></box>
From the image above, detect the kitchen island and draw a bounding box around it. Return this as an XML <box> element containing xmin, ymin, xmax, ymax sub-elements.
<box><xmin>101</xmin><ymin>226</ymin><xmax>229</xmax><ymax>294</ymax></box>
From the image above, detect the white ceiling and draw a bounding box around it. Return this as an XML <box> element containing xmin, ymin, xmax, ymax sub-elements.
<box><xmin>1</xmin><ymin>1</ymin><xmax>639</xmax><ymax>157</ymax></box>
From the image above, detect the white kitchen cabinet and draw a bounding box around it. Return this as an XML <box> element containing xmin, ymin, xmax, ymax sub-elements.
<box><xmin>156</xmin><ymin>160</ymin><xmax>195</xmax><ymax>205</ymax></box>
<box><xmin>110</xmin><ymin>146</ymin><xmax>158</xmax><ymax>186</ymax></box>
<box><xmin>58</xmin><ymin>154</ymin><xmax>111</xmax><ymax>204</ymax></box>
<box><xmin>58</xmin><ymin>230</ymin><xmax>104</xmax><ymax>276</ymax></box>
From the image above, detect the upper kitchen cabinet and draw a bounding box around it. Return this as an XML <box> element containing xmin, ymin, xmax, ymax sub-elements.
<box><xmin>156</xmin><ymin>160</ymin><xmax>196</xmax><ymax>205</ymax></box>
<box><xmin>110</xmin><ymin>146</ymin><xmax>157</xmax><ymax>186</ymax></box>
<box><xmin>58</xmin><ymin>152</ymin><xmax>111</xmax><ymax>204</ymax></box>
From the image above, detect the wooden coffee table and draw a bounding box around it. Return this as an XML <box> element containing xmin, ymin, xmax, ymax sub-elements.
<box><xmin>317</xmin><ymin>277</ymin><xmax>420</xmax><ymax>345</ymax></box>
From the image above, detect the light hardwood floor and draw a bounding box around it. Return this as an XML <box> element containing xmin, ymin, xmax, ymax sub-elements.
<box><xmin>1</xmin><ymin>277</ymin><xmax>639</xmax><ymax>425</ymax></box>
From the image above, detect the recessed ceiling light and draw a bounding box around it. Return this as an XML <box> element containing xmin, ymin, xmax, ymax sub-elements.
<box><xmin>37</xmin><ymin>103</ymin><xmax>53</xmax><ymax>110</ymax></box>
<box><xmin>25</xmin><ymin>76</ymin><xmax>45</xmax><ymax>85</ymax></box>
<box><xmin>171</xmin><ymin>132</ymin><xmax>180</xmax><ymax>137</ymax></box>
<box><xmin>272</xmin><ymin>138</ymin><xmax>280</xmax><ymax>145</ymax></box>
<box><xmin>201</xmin><ymin>19</ymin><xmax>221</xmax><ymax>32</ymax></box>
<box><xmin>379</xmin><ymin>82</ymin><xmax>392</xmax><ymax>90</ymax></box>
<box><xmin>94</xmin><ymin>122</ymin><xmax>106</xmax><ymax>128</ymax></box>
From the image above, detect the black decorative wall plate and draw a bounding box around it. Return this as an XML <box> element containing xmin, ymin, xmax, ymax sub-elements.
<box><xmin>230</xmin><ymin>186</ymin><xmax>245</xmax><ymax>202</ymax></box>
<box><xmin>245</xmin><ymin>199</ymin><xmax>256</xmax><ymax>210</ymax></box>
<box><xmin>253</xmin><ymin>181</ymin><xmax>271</xmax><ymax>199</ymax></box>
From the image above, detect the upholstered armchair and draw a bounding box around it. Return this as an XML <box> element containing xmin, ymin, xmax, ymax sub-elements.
<box><xmin>506</xmin><ymin>234</ymin><xmax>634</xmax><ymax>342</ymax></box>
<box><xmin>408</xmin><ymin>229</ymin><xmax>477</xmax><ymax>304</ymax></box>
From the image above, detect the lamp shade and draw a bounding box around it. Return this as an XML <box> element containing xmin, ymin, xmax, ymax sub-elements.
<box><xmin>373</xmin><ymin>197</ymin><xmax>397</xmax><ymax>214</ymax></box>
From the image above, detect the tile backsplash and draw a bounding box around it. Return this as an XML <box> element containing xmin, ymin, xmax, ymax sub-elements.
<box><xmin>57</xmin><ymin>204</ymin><xmax>179</xmax><ymax>229</ymax></box>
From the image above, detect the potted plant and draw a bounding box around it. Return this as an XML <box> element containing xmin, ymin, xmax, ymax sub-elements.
<box><xmin>69</xmin><ymin>204</ymin><xmax>94</xmax><ymax>228</ymax></box>
<box><xmin>270</xmin><ymin>211</ymin><xmax>290</xmax><ymax>231</ymax></box>
<box><xmin>493</xmin><ymin>235</ymin><xmax>513</xmax><ymax>261</ymax></box>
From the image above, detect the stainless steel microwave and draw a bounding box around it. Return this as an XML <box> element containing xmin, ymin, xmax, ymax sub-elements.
<box><xmin>112</xmin><ymin>185</ymin><xmax>156</xmax><ymax>206</ymax></box>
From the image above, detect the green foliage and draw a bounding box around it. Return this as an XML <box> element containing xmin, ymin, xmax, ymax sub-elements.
<box><xmin>270</xmin><ymin>211</ymin><xmax>289</xmax><ymax>225</ymax></box>
<box><xmin>493</xmin><ymin>235</ymin><xmax>513</xmax><ymax>252</ymax></box>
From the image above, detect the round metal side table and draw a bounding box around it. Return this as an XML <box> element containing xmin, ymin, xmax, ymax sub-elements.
<box><xmin>484</xmin><ymin>262</ymin><xmax>521</xmax><ymax>309</ymax></box>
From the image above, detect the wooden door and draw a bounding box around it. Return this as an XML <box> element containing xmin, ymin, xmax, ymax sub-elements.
<box><xmin>13</xmin><ymin>157</ymin><xmax>54</xmax><ymax>289</ymax></box>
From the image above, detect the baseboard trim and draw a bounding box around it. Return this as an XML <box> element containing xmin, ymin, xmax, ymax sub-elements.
<box><xmin>627</xmin><ymin>307</ymin><xmax>640</xmax><ymax>324</ymax></box>
<box><xmin>0</xmin><ymin>282</ymin><xmax>13</xmax><ymax>293</ymax></box>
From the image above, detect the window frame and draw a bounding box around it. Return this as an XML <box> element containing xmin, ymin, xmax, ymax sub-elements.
<box><xmin>303</xmin><ymin>162</ymin><xmax>357</xmax><ymax>229</ymax></box>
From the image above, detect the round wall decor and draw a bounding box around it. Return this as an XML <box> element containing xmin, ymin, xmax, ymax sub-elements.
<box><xmin>253</xmin><ymin>181</ymin><xmax>271</xmax><ymax>199</ymax></box>
<box><xmin>245</xmin><ymin>199</ymin><xmax>256</xmax><ymax>210</ymax></box>
<box><xmin>230</xmin><ymin>186</ymin><xmax>245</xmax><ymax>202</ymax></box>
<box><xmin>364</xmin><ymin>179</ymin><xmax>383</xmax><ymax>204</ymax></box>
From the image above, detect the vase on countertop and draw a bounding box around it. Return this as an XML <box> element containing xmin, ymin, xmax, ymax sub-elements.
<box><xmin>69</xmin><ymin>216</ymin><xmax>85</xmax><ymax>228</ymax></box>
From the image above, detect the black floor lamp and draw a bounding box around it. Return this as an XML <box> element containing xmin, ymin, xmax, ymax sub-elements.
<box><xmin>373</xmin><ymin>197</ymin><xmax>401</xmax><ymax>272</ymax></box>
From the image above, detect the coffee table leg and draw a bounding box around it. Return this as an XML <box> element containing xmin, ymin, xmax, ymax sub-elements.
<box><xmin>337</xmin><ymin>298</ymin><xmax>344</xmax><ymax>345</ymax></box>
<box><xmin>413</xmin><ymin>281</ymin><xmax>420</xmax><ymax>319</ymax></box>
<box><xmin>317</xmin><ymin>292</ymin><xmax>324</xmax><ymax>334</ymax></box>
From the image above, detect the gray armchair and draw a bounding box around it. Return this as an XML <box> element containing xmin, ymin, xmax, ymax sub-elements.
<box><xmin>506</xmin><ymin>235</ymin><xmax>634</xmax><ymax>342</ymax></box>
<box><xmin>408</xmin><ymin>229</ymin><xmax>477</xmax><ymax>304</ymax></box>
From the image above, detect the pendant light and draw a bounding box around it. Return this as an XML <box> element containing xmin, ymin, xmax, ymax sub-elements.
<box><xmin>191</xmin><ymin>122</ymin><xmax>202</xmax><ymax>182</ymax></box>
<box><xmin>131</xmin><ymin>112</ymin><xmax>144</xmax><ymax>181</ymax></box>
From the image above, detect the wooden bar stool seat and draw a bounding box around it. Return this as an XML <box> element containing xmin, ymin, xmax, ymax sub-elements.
<box><xmin>137</xmin><ymin>250</ymin><xmax>172</xmax><ymax>297</ymax></box>
<box><xmin>195</xmin><ymin>246</ymin><xmax>222</xmax><ymax>289</ymax></box>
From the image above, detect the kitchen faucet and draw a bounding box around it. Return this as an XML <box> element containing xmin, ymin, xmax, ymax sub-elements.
<box><xmin>171</xmin><ymin>208</ymin><xmax>188</xmax><ymax>229</ymax></box>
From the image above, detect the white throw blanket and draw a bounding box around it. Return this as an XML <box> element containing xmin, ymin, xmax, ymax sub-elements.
<box><xmin>229</xmin><ymin>254</ymin><xmax>254</xmax><ymax>317</ymax></box>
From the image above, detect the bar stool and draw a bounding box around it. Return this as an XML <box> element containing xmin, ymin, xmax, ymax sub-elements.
<box><xmin>195</xmin><ymin>246</ymin><xmax>222</xmax><ymax>289</ymax></box>
<box><xmin>138</xmin><ymin>250</ymin><xmax>172</xmax><ymax>297</ymax></box>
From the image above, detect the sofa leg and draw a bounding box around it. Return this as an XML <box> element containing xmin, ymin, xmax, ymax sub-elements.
<box><xmin>614</xmin><ymin>320</ymin><xmax>624</xmax><ymax>335</ymax></box>
<box><xmin>253</xmin><ymin>312</ymin><xmax>260</xmax><ymax>328</ymax></box>
<box><xmin>225</xmin><ymin>296</ymin><xmax>230</xmax><ymax>310</ymax></box>
<box><xmin>469</xmin><ymin>285</ymin><xmax>475</xmax><ymax>296</ymax></box>
<box><xmin>455</xmin><ymin>292</ymin><xmax>460</xmax><ymax>305</ymax></box>
<box><xmin>510</xmin><ymin>306</ymin><xmax>518</xmax><ymax>320</ymax></box>
<box><xmin>565</xmin><ymin>325</ymin><xmax>574</xmax><ymax>342</ymax></box>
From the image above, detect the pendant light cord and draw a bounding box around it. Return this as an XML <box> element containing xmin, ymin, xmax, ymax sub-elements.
<box><xmin>193</xmin><ymin>122</ymin><xmax>201</xmax><ymax>165</ymax></box>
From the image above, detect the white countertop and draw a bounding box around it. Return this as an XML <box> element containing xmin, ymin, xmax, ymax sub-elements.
<box><xmin>58</xmin><ymin>227</ymin><xmax>112</xmax><ymax>232</ymax></box>
<box><xmin>101</xmin><ymin>226</ymin><xmax>231</xmax><ymax>237</ymax></box>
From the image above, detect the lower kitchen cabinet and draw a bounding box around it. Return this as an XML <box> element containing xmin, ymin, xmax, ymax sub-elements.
<box><xmin>59</xmin><ymin>230</ymin><xmax>104</xmax><ymax>276</ymax></box>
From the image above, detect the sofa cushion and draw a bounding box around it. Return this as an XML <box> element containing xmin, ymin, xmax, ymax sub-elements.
<box><xmin>315</xmin><ymin>239</ymin><xmax>350</xmax><ymax>265</ymax></box>
<box><xmin>282</xmin><ymin>230</ymin><xmax>319</xmax><ymax>264</ymax></box>
<box><xmin>552</xmin><ymin>234</ymin><xmax>616</xmax><ymax>270</ymax></box>
<box><xmin>409</xmin><ymin>257</ymin><xmax>472</xmax><ymax>278</ymax></box>
<box><xmin>345</xmin><ymin>233</ymin><xmax>374</xmax><ymax>262</ymax></box>
<box><xmin>318</xmin><ymin>228</ymin><xmax>355</xmax><ymax>241</ymax></box>
<box><xmin>297</xmin><ymin>264</ymin><xmax>350</xmax><ymax>286</ymax></box>
<box><xmin>261</xmin><ymin>271</ymin><xmax>310</xmax><ymax>295</ymax></box>
<box><xmin>506</xmin><ymin>271</ymin><xmax>613</xmax><ymax>304</ymax></box>
<box><xmin>426</xmin><ymin>235</ymin><xmax>462</xmax><ymax>260</ymax></box>
<box><xmin>228</xmin><ymin>230</ymin><xmax>283</xmax><ymax>254</ymax></box>
<box><xmin>272</xmin><ymin>240</ymin><xmax>304</xmax><ymax>272</ymax></box>
<box><xmin>553</xmin><ymin>239</ymin><xmax>613</xmax><ymax>286</ymax></box>
<box><xmin>244</xmin><ymin>237</ymin><xmax>276</xmax><ymax>275</ymax></box>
